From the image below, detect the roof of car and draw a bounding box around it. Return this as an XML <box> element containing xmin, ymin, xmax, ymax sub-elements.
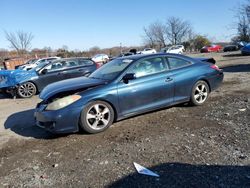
<box><xmin>117</xmin><ymin>53</ymin><xmax>190</xmax><ymax>61</ymax></box>
<box><xmin>56</xmin><ymin>57</ymin><xmax>91</xmax><ymax>60</ymax></box>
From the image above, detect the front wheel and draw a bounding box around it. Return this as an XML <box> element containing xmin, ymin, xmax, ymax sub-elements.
<box><xmin>80</xmin><ymin>101</ymin><xmax>114</xmax><ymax>134</ymax></box>
<box><xmin>17</xmin><ymin>82</ymin><xmax>37</xmax><ymax>98</ymax></box>
<box><xmin>190</xmin><ymin>81</ymin><xmax>209</xmax><ymax>106</ymax></box>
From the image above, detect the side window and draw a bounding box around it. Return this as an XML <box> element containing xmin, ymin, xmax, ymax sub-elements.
<box><xmin>46</xmin><ymin>61</ymin><xmax>67</xmax><ymax>72</ymax></box>
<box><xmin>167</xmin><ymin>57</ymin><xmax>191</xmax><ymax>69</ymax></box>
<box><xmin>65</xmin><ymin>60</ymin><xmax>79</xmax><ymax>68</ymax></box>
<box><xmin>78</xmin><ymin>59</ymin><xmax>94</xmax><ymax>66</ymax></box>
<box><xmin>131</xmin><ymin>57</ymin><xmax>167</xmax><ymax>78</ymax></box>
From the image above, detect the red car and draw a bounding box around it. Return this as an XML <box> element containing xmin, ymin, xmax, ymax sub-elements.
<box><xmin>200</xmin><ymin>45</ymin><xmax>222</xmax><ymax>53</ymax></box>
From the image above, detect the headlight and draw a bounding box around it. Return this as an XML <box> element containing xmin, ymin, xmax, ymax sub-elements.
<box><xmin>46</xmin><ymin>95</ymin><xmax>81</xmax><ymax>111</ymax></box>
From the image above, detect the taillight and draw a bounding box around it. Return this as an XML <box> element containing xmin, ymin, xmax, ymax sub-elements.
<box><xmin>96</xmin><ymin>63</ymin><xmax>101</xmax><ymax>69</ymax></box>
<box><xmin>210</xmin><ymin>64</ymin><xmax>221</xmax><ymax>71</ymax></box>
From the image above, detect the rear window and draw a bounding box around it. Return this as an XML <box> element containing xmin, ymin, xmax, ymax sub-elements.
<box><xmin>167</xmin><ymin>57</ymin><xmax>192</xmax><ymax>69</ymax></box>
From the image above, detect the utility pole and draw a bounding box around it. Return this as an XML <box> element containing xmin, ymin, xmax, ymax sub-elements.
<box><xmin>120</xmin><ymin>42</ymin><xmax>122</xmax><ymax>54</ymax></box>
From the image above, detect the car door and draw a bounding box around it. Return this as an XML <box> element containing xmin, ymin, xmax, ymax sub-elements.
<box><xmin>166</xmin><ymin>56</ymin><xmax>195</xmax><ymax>102</ymax></box>
<box><xmin>36</xmin><ymin>61</ymin><xmax>68</xmax><ymax>90</ymax></box>
<box><xmin>117</xmin><ymin>56</ymin><xmax>174</xmax><ymax>116</ymax></box>
<box><xmin>64</xmin><ymin>59</ymin><xmax>96</xmax><ymax>79</ymax></box>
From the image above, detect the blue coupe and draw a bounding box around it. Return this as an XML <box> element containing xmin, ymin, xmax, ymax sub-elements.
<box><xmin>35</xmin><ymin>53</ymin><xmax>223</xmax><ymax>134</ymax></box>
<box><xmin>241</xmin><ymin>43</ymin><xmax>250</xmax><ymax>55</ymax></box>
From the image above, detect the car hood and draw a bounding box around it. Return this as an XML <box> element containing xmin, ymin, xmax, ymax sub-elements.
<box><xmin>0</xmin><ymin>69</ymin><xmax>38</xmax><ymax>88</ymax></box>
<box><xmin>40</xmin><ymin>77</ymin><xmax>107</xmax><ymax>100</ymax></box>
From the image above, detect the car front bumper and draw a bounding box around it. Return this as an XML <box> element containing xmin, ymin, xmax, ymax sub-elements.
<box><xmin>34</xmin><ymin>102</ymin><xmax>83</xmax><ymax>134</ymax></box>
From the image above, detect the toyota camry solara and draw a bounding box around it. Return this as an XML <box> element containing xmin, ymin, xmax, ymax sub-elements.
<box><xmin>35</xmin><ymin>53</ymin><xmax>223</xmax><ymax>134</ymax></box>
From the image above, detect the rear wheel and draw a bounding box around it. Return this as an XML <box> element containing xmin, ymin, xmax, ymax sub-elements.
<box><xmin>17</xmin><ymin>82</ymin><xmax>37</xmax><ymax>98</ymax></box>
<box><xmin>190</xmin><ymin>81</ymin><xmax>209</xmax><ymax>106</ymax></box>
<box><xmin>80</xmin><ymin>101</ymin><xmax>114</xmax><ymax>134</ymax></box>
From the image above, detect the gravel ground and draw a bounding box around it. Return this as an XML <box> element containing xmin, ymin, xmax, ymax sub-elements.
<box><xmin>0</xmin><ymin>52</ymin><xmax>249</xmax><ymax>187</ymax></box>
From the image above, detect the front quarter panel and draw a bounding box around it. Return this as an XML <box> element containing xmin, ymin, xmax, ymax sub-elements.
<box><xmin>77</xmin><ymin>83</ymin><xmax>119</xmax><ymax>115</ymax></box>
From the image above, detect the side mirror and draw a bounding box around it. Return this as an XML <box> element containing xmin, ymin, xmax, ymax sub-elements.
<box><xmin>41</xmin><ymin>68</ymin><xmax>48</xmax><ymax>74</ymax></box>
<box><xmin>122</xmin><ymin>73</ymin><xmax>136</xmax><ymax>84</ymax></box>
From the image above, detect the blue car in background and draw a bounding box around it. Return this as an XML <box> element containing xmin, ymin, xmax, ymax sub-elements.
<box><xmin>35</xmin><ymin>53</ymin><xmax>224</xmax><ymax>134</ymax></box>
<box><xmin>241</xmin><ymin>43</ymin><xmax>250</xmax><ymax>55</ymax></box>
<box><xmin>0</xmin><ymin>57</ymin><xmax>98</xmax><ymax>98</ymax></box>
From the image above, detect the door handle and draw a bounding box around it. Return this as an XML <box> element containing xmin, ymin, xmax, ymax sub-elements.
<box><xmin>57</xmin><ymin>71</ymin><xmax>66</xmax><ymax>75</ymax></box>
<box><xmin>165</xmin><ymin>77</ymin><xmax>173</xmax><ymax>82</ymax></box>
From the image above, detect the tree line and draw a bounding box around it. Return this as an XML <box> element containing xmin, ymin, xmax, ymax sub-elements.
<box><xmin>142</xmin><ymin>17</ymin><xmax>211</xmax><ymax>51</ymax></box>
<box><xmin>232</xmin><ymin>0</ymin><xmax>250</xmax><ymax>42</ymax></box>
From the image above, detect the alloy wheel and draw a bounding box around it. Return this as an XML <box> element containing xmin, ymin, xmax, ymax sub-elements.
<box><xmin>18</xmin><ymin>82</ymin><xmax>36</xmax><ymax>98</ymax></box>
<box><xmin>86</xmin><ymin>103</ymin><xmax>111</xmax><ymax>130</ymax></box>
<box><xmin>194</xmin><ymin>83</ymin><xmax>208</xmax><ymax>104</ymax></box>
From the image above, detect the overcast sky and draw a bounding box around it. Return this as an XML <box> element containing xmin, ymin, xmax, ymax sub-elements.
<box><xmin>0</xmin><ymin>0</ymin><xmax>243</xmax><ymax>50</ymax></box>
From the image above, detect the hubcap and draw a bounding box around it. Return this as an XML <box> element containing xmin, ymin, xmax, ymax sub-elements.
<box><xmin>86</xmin><ymin>104</ymin><xmax>110</xmax><ymax>130</ymax></box>
<box><xmin>194</xmin><ymin>84</ymin><xmax>208</xmax><ymax>103</ymax></box>
<box><xmin>19</xmin><ymin>83</ymin><xmax>36</xmax><ymax>97</ymax></box>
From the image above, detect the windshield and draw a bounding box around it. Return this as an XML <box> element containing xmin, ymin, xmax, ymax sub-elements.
<box><xmin>89</xmin><ymin>58</ymin><xmax>134</xmax><ymax>81</ymax></box>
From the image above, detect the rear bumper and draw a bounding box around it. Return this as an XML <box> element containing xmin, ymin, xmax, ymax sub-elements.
<box><xmin>34</xmin><ymin>103</ymin><xmax>83</xmax><ymax>134</ymax></box>
<box><xmin>208</xmin><ymin>71</ymin><xmax>224</xmax><ymax>91</ymax></box>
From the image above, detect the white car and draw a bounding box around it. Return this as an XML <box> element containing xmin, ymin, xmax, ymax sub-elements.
<box><xmin>175</xmin><ymin>45</ymin><xmax>185</xmax><ymax>52</ymax></box>
<box><xmin>161</xmin><ymin>45</ymin><xmax>184</xmax><ymax>54</ymax></box>
<box><xmin>139</xmin><ymin>48</ymin><xmax>157</xmax><ymax>54</ymax></box>
<box><xmin>91</xmin><ymin>54</ymin><xmax>109</xmax><ymax>64</ymax></box>
<box><xmin>19</xmin><ymin>57</ymin><xmax>60</xmax><ymax>71</ymax></box>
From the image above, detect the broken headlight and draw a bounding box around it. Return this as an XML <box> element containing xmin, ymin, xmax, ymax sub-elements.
<box><xmin>46</xmin><ymin>95</ymin><xmax>81</xmax><ymax>111</ymax></box>
<box><xmin>0</xmin><ymin>76</ymin><xmax>7</xmax><ymax>83</ymax></box>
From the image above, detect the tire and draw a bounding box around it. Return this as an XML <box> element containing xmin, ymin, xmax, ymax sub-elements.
<box><xmin>17</xmin><ymin>82</ymin><xmax>37</xmax><ymax>98</ymax></box>
<box><xmin>80</xmin><ymin>101</ymin><xmax>114</xmax><ymax>134</ymax></box>
<box><xmin>190</xmin><ymin>80</ymin><xmax>209</xmax><ymax>106</ymax></box>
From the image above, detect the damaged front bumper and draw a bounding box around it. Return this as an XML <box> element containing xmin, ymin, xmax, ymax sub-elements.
<box><xmin>0</xmin><ymin>75</ymin><xmax>18</xmax><ymax>96</ymax></box>
<box><xmin>34</xmin><ymin>101</ymin><xmax>84</xmax><ymax>134</ymax></box>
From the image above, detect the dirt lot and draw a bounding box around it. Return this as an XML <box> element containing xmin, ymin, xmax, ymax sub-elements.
<box><xmin>0</xmin><ymin>52</ymin><xmax>249</xmax><ymax>187</ymax></box>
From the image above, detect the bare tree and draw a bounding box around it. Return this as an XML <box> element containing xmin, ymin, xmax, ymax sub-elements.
<box><xmin>143</xmin><ymin>21</ymin><xmax>167</xmax><ymax>48</ymax></box>
<box><xmin>89</xmin><ymin>46</ymin><xmax>101</xmax><ymax>56</ymax></box>
<box><xmin>150</xmin><ymin>21</ymin><xmax>167</xmax><ymax>47</ymax></box>
<box><xmin>234</xmin><ymin>0</ymin><xmax>250</xmax><ymax>42</ymax></box>
<box><xmin>165</xmin><ymin>17</ymin><xmax>192</xmax><ymax>45</ymax></box>
<box><xmin>237</xmin><ymin>15</ymin><xmax>250</xmax><ymax>41</ymax></box>
<box><xmin>143</xmin><ymin>27</ymin><xmax>156</xmax><ymax>48</ymax></box>
<box><xmin>5</xmin><ymin>30</ymin><xmax>34</xmax><ymax>55</ymax></box>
